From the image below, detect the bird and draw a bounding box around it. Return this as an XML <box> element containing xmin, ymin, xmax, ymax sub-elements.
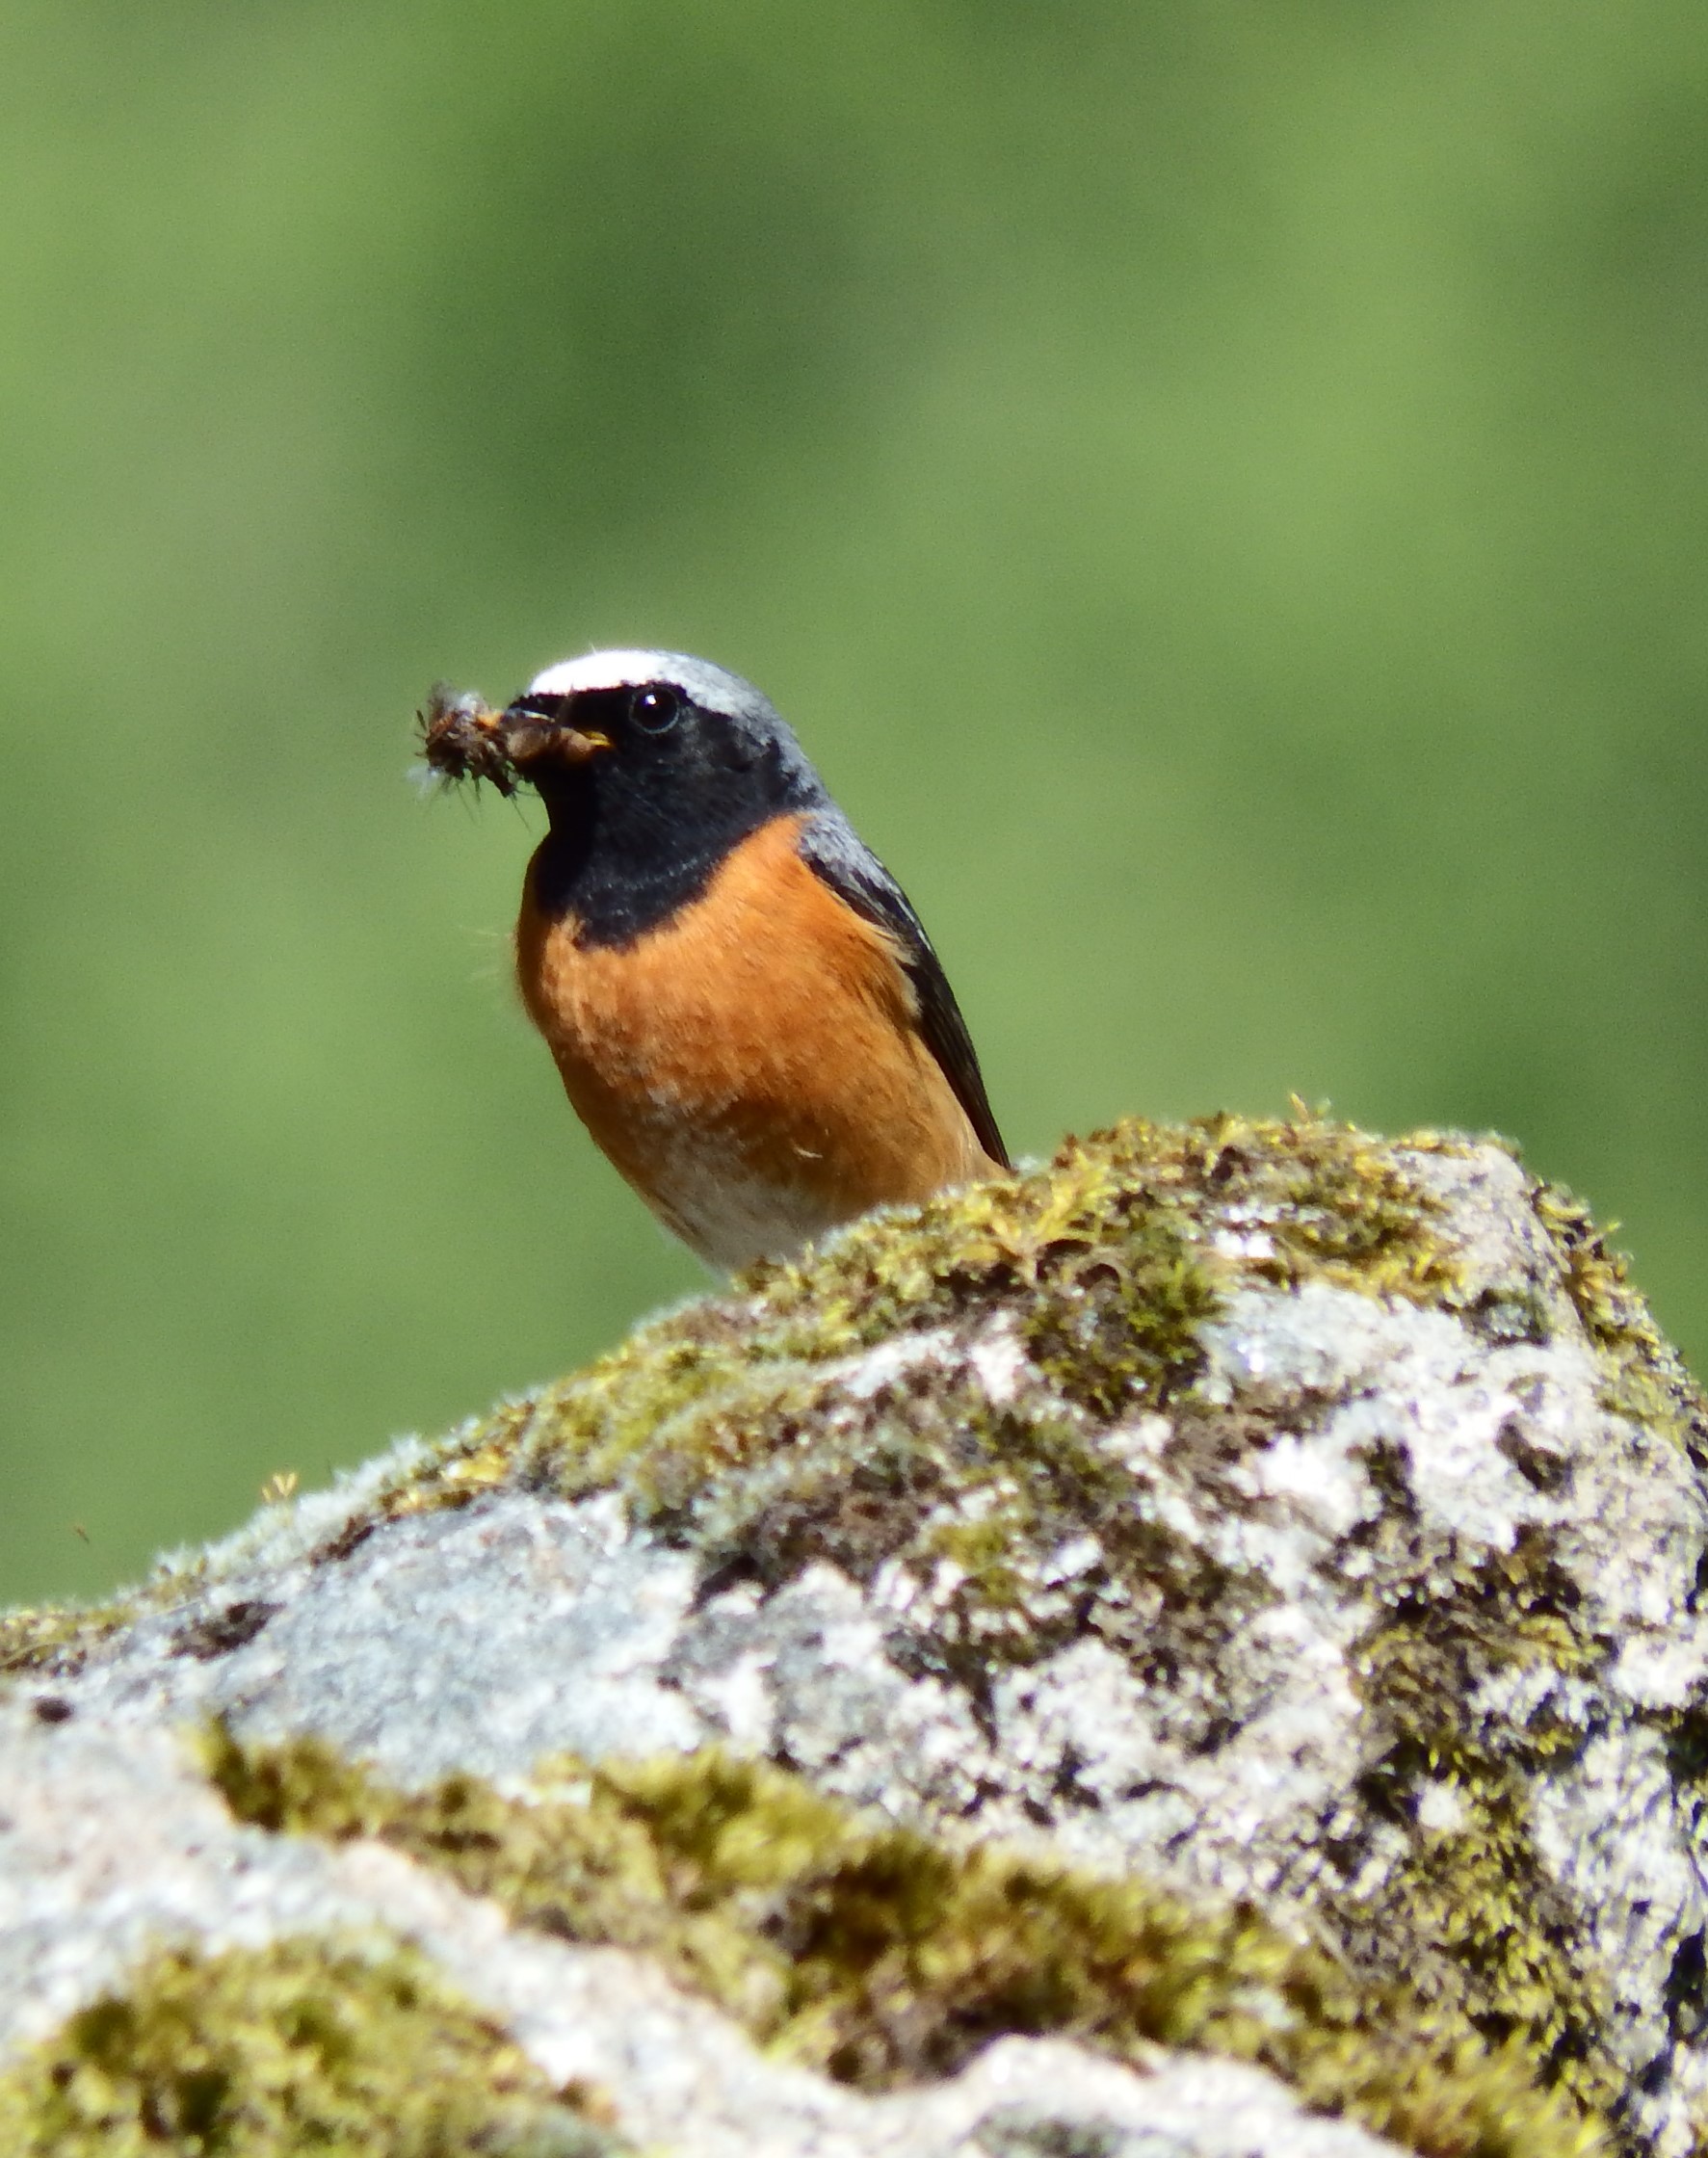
<box><xmin>423</xmin><ymin>649</ymin><xmax>1009</xmax><ymax>1271</ymax></box>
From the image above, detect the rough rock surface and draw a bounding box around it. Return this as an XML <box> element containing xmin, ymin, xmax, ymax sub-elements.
<box><xmin>4</xmin><ymin>1114</ymin><xmax>1706</xmax><ymax>2158</ymax></box>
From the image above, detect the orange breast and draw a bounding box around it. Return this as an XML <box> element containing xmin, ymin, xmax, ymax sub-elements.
<box><xmin>513</xmin><ymin>813</ymin><xmax>994</xmax><ymax>1266</ymax></box>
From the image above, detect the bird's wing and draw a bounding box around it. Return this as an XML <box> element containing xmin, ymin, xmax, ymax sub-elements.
<box><xmin>797</xmin><ymin>812</ymin><xmax>1010</xmax><ymax>1169</ymax></box>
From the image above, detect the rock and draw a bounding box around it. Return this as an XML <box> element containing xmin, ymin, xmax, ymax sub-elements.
<box><xmin>3</xmin><ymin>1112</ymin><xmax>1703</xmax><ymax>2157</ymax></box>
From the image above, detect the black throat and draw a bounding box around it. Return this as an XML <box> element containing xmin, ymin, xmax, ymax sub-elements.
<box><xmin>527</xmin><ymin>742</ymin><xmax>820</xmax><ymax>947</ymax></box>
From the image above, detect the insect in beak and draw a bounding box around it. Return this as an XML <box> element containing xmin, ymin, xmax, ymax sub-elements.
<box><xmin>496</xmin><ymin>711</ymin><xmax>613</xmax><ymax>768</ymax></box>
<box><xmin>419</xmin><ymin>686</ymin><xmax>519</xmax><ymax>795</ymax></box>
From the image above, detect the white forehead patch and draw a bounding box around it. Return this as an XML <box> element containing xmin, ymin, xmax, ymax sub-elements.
<box><xmin>525</xmin><ymin>648</ymin><xmax>765</xmax><ymax>721</ymax></box>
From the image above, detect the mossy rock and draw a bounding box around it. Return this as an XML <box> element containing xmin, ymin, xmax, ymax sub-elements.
<box><xmin>2</xmin><ymin>1114</ymin><xmax>1705</xmax><ymax>2158</ymax></box>
<box><xmin>0</xmin><ymin>1935</ymin><xmax>613</xmax><ymax>2158</ymax></box>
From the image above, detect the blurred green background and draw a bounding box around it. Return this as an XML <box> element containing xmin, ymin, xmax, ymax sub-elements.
<box><xmin>3</xmin><ymin>0</ymin><xmax>1704</xmax><ymax>1606</ymax></box>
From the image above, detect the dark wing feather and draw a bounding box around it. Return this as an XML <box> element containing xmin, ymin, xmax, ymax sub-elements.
<box><xmin>798</xmin><ymin>813</ymin><xmax>1010</xmax><ymax>1169</ymax></box>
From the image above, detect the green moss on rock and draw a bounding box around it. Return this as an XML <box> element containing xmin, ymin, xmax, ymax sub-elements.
<box><xmin>9</xmin><ymin>1114</ymin><xmax>1687</xmax><ymax>2151</ymax></box>
<box><xmin>202</xmin><ymin>1725</ymin><xmax>1606</xmax><ymax>2157</ymax></box>
<box><xmin>384</xmin><ymin>1112</ymin><xmax>1472</xmax><ymax>1528</ymax></box>
<box><xmin>0</xmin><ymin>1935</ymin><xmax>614</xmax><ymax>2158</ymax></box>
<box><xmin>363</xmin><ymin>1115</ymin><xmax>1482</xmax><ymax>1696</ymax></box>
<box><xmin>1341</xmin><ymin>1515</ymin><xmax>1622</xmax><ymax>2130</ymax></box>
<box><xmin>1531</xmin><ymin>1179</ymin><xmax>1708</xmax><ymax>1465</ymax></box>
<box><xmin>0</xmin><ymin>1113</ymin><xmax>1485</xmax><ymax>1697</ymax></box>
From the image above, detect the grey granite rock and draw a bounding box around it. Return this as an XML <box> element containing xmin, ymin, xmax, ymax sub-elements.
<box><xmin>3</xmin><ymin>1115</ymin><xmax>1702</xmax><ymax>2155</ymax></box>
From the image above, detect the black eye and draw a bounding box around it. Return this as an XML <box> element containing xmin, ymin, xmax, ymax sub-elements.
<box><xmin>630</xmin><ymin>684</ymin><xmax>680</xmax><ymax>733</ymax></box>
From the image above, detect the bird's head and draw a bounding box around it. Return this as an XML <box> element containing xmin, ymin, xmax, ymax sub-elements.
<box><xmin>422</xmin><ymin>649</ymin><xmax>824</xmax><ymax>834</ymax></box>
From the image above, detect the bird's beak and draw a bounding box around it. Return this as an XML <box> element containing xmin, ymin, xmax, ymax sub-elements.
<box><xmin>493</xmin><ymin>706</ymin><xmax>614</xmax><ymax>769</ymax></box>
